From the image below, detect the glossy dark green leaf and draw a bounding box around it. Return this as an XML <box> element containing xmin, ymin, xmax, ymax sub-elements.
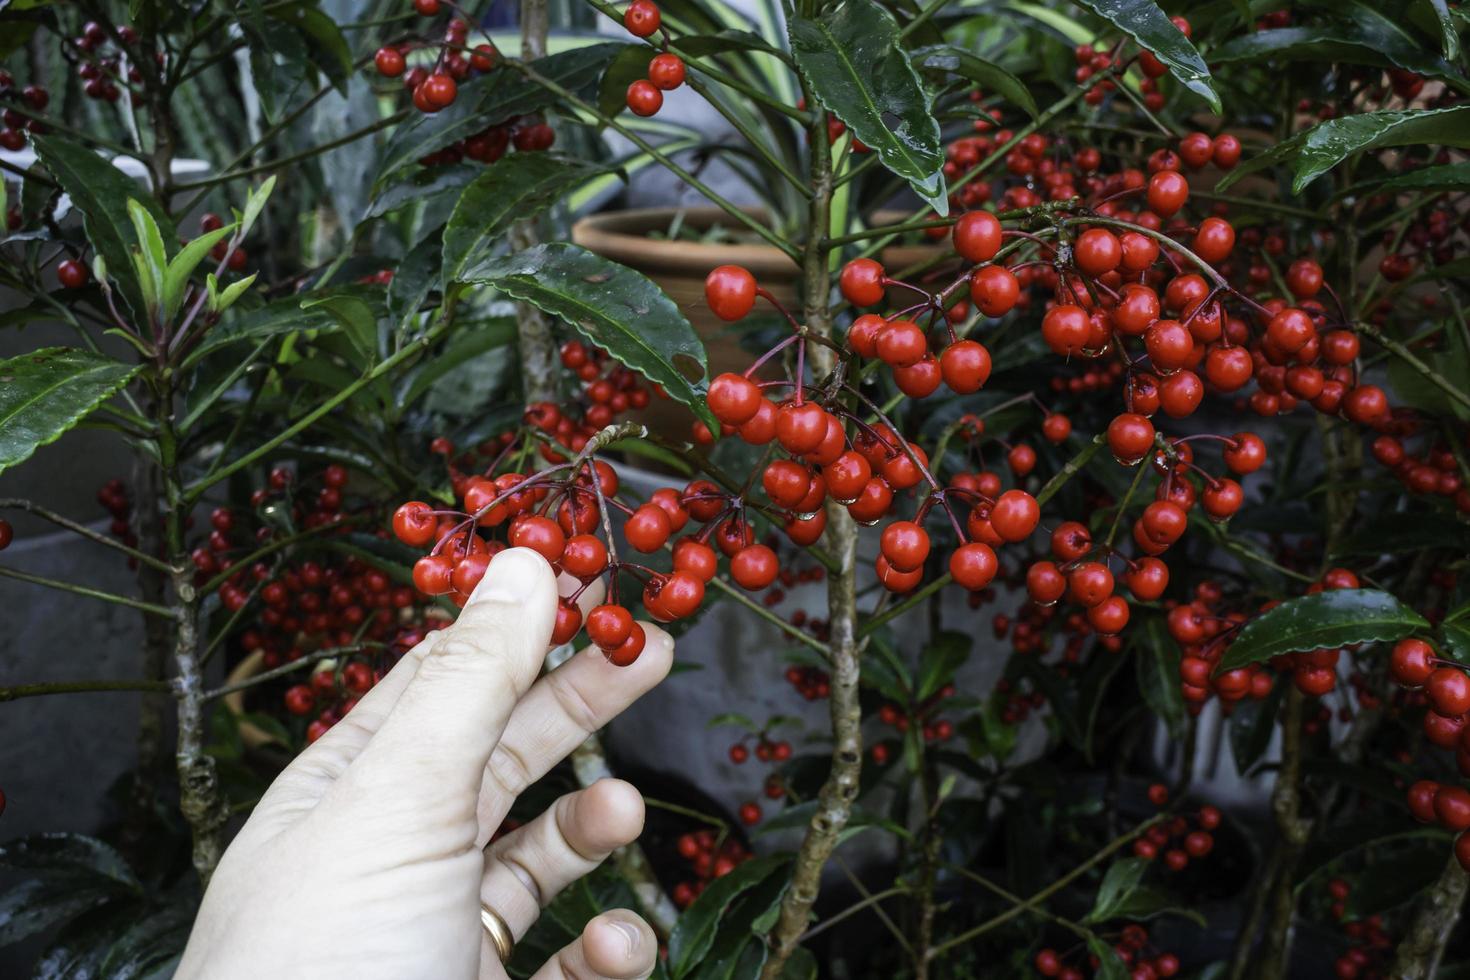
<box><xmin>1423</xmin><ymin>0</ymin><xmax>1460</xmax><ymax>59</ymax></box>
<box><xmin>31</xmin><ymin>135</ymin><xmax>176</xmax><ymax>319</ymax></box>
<box><xmin>0</xmin><ymin>348</ymin><xmax>140</xmax><ymax>474</ymax></box>
<box><xmin>1067</xmin><ymin>0</ymin><xmax>1220</xmax><ymax>112</ymax></box>
<box><xmin>916</xmin><ymin>630</ymin><xmax>971</xmax><ymax>700</ymax></box>
<box><xmin>755</xmin><ymin>802</ymin><xmax>911</xmax><ymax>841</ymax></box>
<box><xmin>1333</xmin><ymin>162</ymin><xmax>1470</xmax><ymax>201</ymax></box>
<box><xmin>272</xmin><ymin>2</ymin><xmax>353</xmax><ymax>93</ymax></box>
<box><xmin>463</xmin><ymin>243</ymin><xmax>713</xmax><ymax>426</ymax></box>
<box><xmin>911</xmin><ymin>45</ymin><xmax>1038</xmax><ymax>118</ymax></box>
<box><xmin>667</xmin><ymin>855</ymin><xmax>787</xmax><ymax>978</ymax></box>
<box><xmin>394</xmin><ymin>317</ymin><xmax>514</xmax><ymax>410</ymax></box>
<box><xmin>1083</xmin><ymin>856</ymin><xmax>1148</xmax><ymax>924</ymax></box>
<box><xmin>1340</xmin><ymin>2</ymin><xmax>1465</xmax><ymax>81</ymax></box>
<box><xmin>707</xmin><ymin>711</ymin><xmax>756</xmax><ymax>730</ymax></box>
<box><xmin>376</xmin><ymin>45</ymin><xmax>623</xmax><ymax>183</ymax></box>
<box><xmin>0</xmin><ymin>833</ymin><xmax>138</xmax><ymax>888</ymax></box>
<box><xmin>789</xmin><ymin>0</ymin><xmax>946</xmax><ymax>212</ymax></box>
<box><xmin>96</xmin><ymin>900</ymin><xmax>192</xmax><ymax>978</ymax></box>
<box><xmin>301</xmin><ymin>293</ymin><xmax>380</xmax><ymax>364</ymax></box>
<box><xmin>1211</xmin><ymin>14</ymin><xmax>1463</xmax><ymax>83</ymax></box>
<box><xmin>1218</xmin><ymin>106</ymin><xmax>1470</xmax><ymax>194</ymax></box>
<box><xmin>1018</xmin><ymin>655</ymin><xmax>1085</xmax><ymax>750</ymax></box>
<box><xmin>1135</xmin><ymin>616</ymin><xmax>1184</xmax><ymax>735</ymax></box>
<box><xmin>1441</xmin><ymin>621</ymin><xmax>1470</xmax><ymax>664</ymax></box>
<box><xmin>364</xmin><ymin>164</ymin><xmax>481</xmax><ymax>220</ymax></box>
<box><xmin>0</xmin><ymin>877</ymin><xmax>117</xmax><ymax>944</ymax></box>
<box><xmin>388</xmin><ymin>230</ymin><xmax>443</xmax><ymax>330</ymax></box>
<box><xmin>1215</xmin><ymin>589</ymin><xmax>1429</xmax><ymax>673</ymax></box>
<box><xmin>442</xmin><ymin>155</ymin><xmax>612</xmax><ymax>283</ymax></box>
<box><xmin>598</xmin><ymin>45</ymin><xmax>655</xmax><ymax>121</ymax></box>
<box><xmin>32</xmin><ymin>901</ymin><xmax>145</xmax><ymax>980</ymax></box>
<box><xmin>1229</xmin><ymin>677</ymin><xmax>1283</xmax><ymax>775</ymax></box>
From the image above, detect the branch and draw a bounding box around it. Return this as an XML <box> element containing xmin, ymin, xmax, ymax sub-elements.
<box><xmin>0</xmin><ymin>678</ymin><xmax>173</xmax><ymax>702</ymax></box>
<box><xmin>1356</xmin><ymin>321</ymin><xmax>1470</xmax><ymax>413</ymax></box>
<box><xmin>0</xmin><ymin>498</ymin><xmax>173</xmax><ymax>572</ymax></box>
<box><xmin>761</xmin><ymin>102</ymin><xmax>854</xmax><ymax>980</ymax></box>
<box><xmin>0</xmin><ymin>564</ymin><xmax>176</xmax><ymax>618</ymax></box>
<box><xmin>1391</xmin><ymin>854</ymin><xmax>1470</xmax><ymax>979</ymax></box>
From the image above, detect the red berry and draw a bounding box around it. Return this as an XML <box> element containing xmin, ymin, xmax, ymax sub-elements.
<box><xmin>625</xmin><ymin>504</ymin><xmax>673</xmax><ymax>553</ymax></box>
<box><xmin>375</xmin><ymin>46</ymin><xmax>406</xmax><ymax>77</ymax></box>
<box><xmin>705</xmin><ymin>265</ymin><xmax>756</xmax><ymax>321</ymax></box>
<box><xmin>1390</xmin><ymin>638</ymin><xmax>1436</xmax><ymax>688</ymax></box>
<box><xmin>57</xmin><ymin>259</ymin><xmax>89</xmax><ymax>289</ymax></box>
<box><xmin>707</xmin><ymin>372</ymin><xmax>762</xmax><ymax>425</ymax></box>
<box><xmin>1107</xmin><ymin>413</ymin><xmax>1155</xmax><ymax>464</ymax></box>
<box><xmin>880</xmin><ymin>521</ymin><xmax>930</xmax><ymax>572</ymax></box>
<box><xmin>648</xmin><ymin>53</ymin><xmax>686</xmax><ymax>90</ymax></box>
<box><xmin>588</xmin><ymin>604</ymin><xmax>635</xmax><ymax>649</ymax></box>
<box><xmin>626</xmin><ymin>79</ymin><xmax>663</xmax><ymax>117</ymax></box>
<box><xmin>731</xmin><ymin>544</ymin><xmax>779</xmax><ymax>590</ymax></box>
<box><xmin>839</xmin><ymin>258</ymin><xmax>885</xmax><ymax>307</ymax></box>
<box><xmin>953</xmin><ymin>210</ymin><xmax>1002</xmax><ymax>262</ymax></box>
<box><xmin>949</xmin><ymin>542</ymin><xmax>997</xmax><ymax>590</ymax></box>
<box><xmin>623</xmin><ymin>0</ymin><xmax>661</xmax><ymax>37</ymax></box>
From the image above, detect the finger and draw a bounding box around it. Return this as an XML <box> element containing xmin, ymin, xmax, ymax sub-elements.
<box><xmin>524</xmin><ymin>910</ymin><xmax>656</xmax><ymax>980</ymax></box>
<box><xmin>479</xmin><ymin>779</ymin><xmax>644</xmax><ymax>942</ymax></box>
<box><xmin>327</xmin><ymin>548</ymin><xmax>559</xmax><ymax>814</ymax></box>
<box><xmin>255</xmin><ymin>569</ymin><xmax>607</xmax><ymax>828</ymax></box>
<box><xmin>478</xmin><ymin>623</ymin><xmax>673</xmax><ymax>842</ymax></box>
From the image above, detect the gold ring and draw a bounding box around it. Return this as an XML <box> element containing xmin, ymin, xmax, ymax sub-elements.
<box><xmin>481</xmin><ymin>905</ymin><xmax>514</xmax><ymax>963</ymax></box>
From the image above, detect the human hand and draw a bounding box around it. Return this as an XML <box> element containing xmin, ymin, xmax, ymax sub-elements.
<box><xmin>176</xmin><ymin>547</ymin><xmax>674</xmax><ymax>980</ymax></box>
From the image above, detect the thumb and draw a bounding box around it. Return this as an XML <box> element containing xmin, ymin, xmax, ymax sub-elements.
<box><xmin>332</xmin><ymin>547</ymin><xmax>559</xmax><ymax>809</ymax></box>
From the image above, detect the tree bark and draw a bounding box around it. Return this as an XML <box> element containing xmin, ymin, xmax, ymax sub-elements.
<box><xmin>1391</xmin><ymin>854</ymin><xmax>1469</xmax><ymax>979</ymax></box>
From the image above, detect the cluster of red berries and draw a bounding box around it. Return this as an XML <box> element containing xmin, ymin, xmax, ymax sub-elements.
<box><xmin>375</xmin><ymin>6</ymin><xmax>499</xmax><ymax>115</ymax></box>
<box><xmin>671</xmin><ymin>829</ymin><xmax>751</xmax><ymax>908</ymax></box>
<box><xmin>71</xmin><ymin>20</ymin><xmax>144</xmax><ymax>103</ymax></box>
<box><xmin>0</xmin><ymin>76</ymin><xmax>48</xmax><ymax>152</ymax></box>
<box><xmin>1388</xmin><ymin>633</ymin><xmax>1470</xmax><ymax>871</ymax></box>
<box><xmin>281</xmin><ymin>652</ymin><xmax>394</xmax><ymax>744</ymax></box>
<box><xmin>1034</xmin><ymin>924</ymin><xmax>1178</xmax><ymax>979</ymax></box>
<box><xmin>94</xmin><ymin>478</ymin><xmax>137</xmax><ymax>559</ymax></box>
<box><xmin>1322</xmin><ymin>879</ymin><xmax>1395</xmax><ymax>979</ymax></box>
<box><xmin>725</xmin><ymin>723</ymin><xmax>795</xmax><ymax>825</ymax></box>
<box><xmin>1131</xmin><ymin>785</ymin><xmax>1220</xmax><ymax>872</ymax></box>
<box><xmin>617</xmin><ymin>1</ymin><xmax>686</xmax><ymax>118</ymax></box>
<box><xmin>193</xmin><ymin>465</ymin><xmax>356</xmax><ymax>609</ymax></box>
<box><xmin>785</xmin><ymin>665</ymin><xmax>830</xmax><ymax>702</ymax></box>
<box><xmin>1370</xmin><ymin>429</ymin><xmax>1470</xmax><ymax>515</ymax></box>
<box><xmin>417</xmin><ymin>114</ymin><xmax>556</xmax><ymax>169</ymax></box>
<box><xmin>875</xmin><ymin>686</ymin><xmax>958</xmax><ymax>747</ymax></box>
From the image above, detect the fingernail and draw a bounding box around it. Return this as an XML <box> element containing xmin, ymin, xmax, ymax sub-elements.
<box><xmin>468</xmin><ymin>548</ymin><xmax>549</xmax><ymax>605</ymax></box>
<box><xmin>610</xmin><ymin>919</ymin><xmax>642</xmax><ymax>956</ymax></box>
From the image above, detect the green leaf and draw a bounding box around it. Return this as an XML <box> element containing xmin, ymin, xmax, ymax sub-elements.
<box><xmin>910</xmin><ymin>45</ymin><xmax>1038</xmax><ymax>119</ymax></box>
<box><xmin>31</xmin><ymin>135</ymin><xmax>176</xmax><ymax>318</ymax></box>
<box><xmin>365</xmin><ymin>164</ymin><xmax>481</xmax><ymax>220</ymax></box>
<box><xmin>1229</xmin><ymin>678</ymin><xmax>1283</xmax><ymax>775</ymax></box>
<box><xmin>463</xmin><ymin>243</ymin><xmax>713</xmax><ymax>426</ymax></box>
<box><xmin>125</xmin><ymin>198</ymin><xmax>167</xmax><ymax>318</ymax></box>
<box><xmin>755</xmin><ymin>802</ymin><xmax>911</xmax><ymax>842</ymax></box>
<box><xmin>916</xmin><ymin>630</ymin><xmax>971</xmax><ymax>701</ymax></box>
<box><xmin>239</xmin><ymin>175</ymin><xmax>277</xmax><ymax>241</ymax></box>
<box><xmin>164</xmin><ymin>224</ymin><xmax>235</xmax><ymax>322</ymax></box>
<box><xmin>1067</xmin><ymin>0</ymin><xmax>1220</xmax><ymax>112</ymax></box>
<box><xmin>442</xmin><ymin>155</ymin><xmax>611</xmax><ymax>283</ymax></box>
<box><xmin>599</xmin><ymin>44</ymin><xmax>655</xmax><ymax>121</ymax></box>
<box><xmin>389</xmin><ymin>230</ymin><xmax>443</xmax><ymax>329</ymax></box>
<box><xmin>1218</xmin><ymin>106</ymin><xmax>1470</xmax><ymax>194</ymax></box>
<box><xmin>0</xmin><ymin>877</ymin><xmax>118</xmax><ymax>945</ymax></box>
<box><xmin>300</xmin><ymin>293</ymin><xmax>379</xmax><ymax>363</ymax></box>
<box><xmin>0</xmin><ymin>348</ymin><xmax>140</xmax><ymax>474</ymax></box>
<box><xmin>667</xmin><ymin>855</ymin><xmax>788</xmax><ymax>978</ymax></box>
<box><xmin>1333</xmin><ymin>162</ymin><xmax>1470</xmax><ymax>201</ymax></box>
<box><xmin>1086</xmin><ymin>932</ymin><xmax>1131</xmax><ymax>980</ymax></box>
<box><xmin>206</xmin><ymin>271</ymin><xmax>259</xmax><ymax>317</ymax></box>
<box><xmin>271</xmin><ymin>2</ymin><xmax>353</xmax><ymax>94</ymax></box>
<box><xmin>1018</xmin><ymin>655</ymin><xmax>1086</xmax><ymax>750</ymax></box>
<box><xmin>1346</xmin><ymin>844</ymin><xmax>1449</xmax><ymax>916</ymax></box>
<box><xmin>1423</xmin><ymin>0</ymin><xmax>1460</xmax><ymax>60</ymax></box>
<box><xmin>0</xmin><ymin>833</ymin><xmax>138</xmax><ymax>888</ymax></box>
<box><xmin>1210</xmin><ymin>13</ymin><xmax>1465</xmax><ymax>83</ymax></box>
<box><xmin>394</xmin><ymin>317</ymin><xmax>513</xmax><ymax>410</ymax></box>
<box><xmin>1084</xmin><ymin>856</ymin><xmax>1148</xmax><ymax>924</ymax></box>
<box><xmin>1135</xmin><ymin>616</ymin><xmax>1184</xmax><ymax>734</ymax></box>
<box><xmin>1441</xmin><ymin>621</ymin><xmax>1470</xmax><ymax>664</ymax></box>
<box><xmin>1215</xmin><ymin>589</ymin><xmax>1430</xmax><ymax>673</ymax></box>
<box><xmin>96</xmin><ymin>900</ymin><xmax>192</xmax><ymax>978</ymax></box>
<box><xmin>788</xmin><ymin>0</ymin><xmax>947</xmax><ymax>213</ymax></box>
<box><xmin>375</xmin><ymin>45</ymin><xmax>623</xmax><ymax>183</ymax></box>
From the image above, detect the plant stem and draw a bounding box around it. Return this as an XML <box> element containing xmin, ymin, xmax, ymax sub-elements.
<box><xmin>1390</xmin><ymin>854</ymin><xmax>1470</xmax><ymax>979</ymax></box>
<box><xmin>761</xmin><ymin>99</ymin><xmax>855</xmax><ymax>980</ymax></box>
<box><xmin>0</xmin><ymin>564</ymin><xmax>176</xmax><ymax>617</ymax></box>
<box><xmin>1355</xmin><ymin>320</ymin><xmax>1470</xmax><ymax>412</ymax></box>
<box><xmin>1036</xmin><ymin>434</ymin><xmax>1106</xmax><ymax>506</ymax></box>
<box><xmin>204</xmin><ymin>644</ymin><xmax>376</xmax><ymax>700</ymax></box>
<box><xmin>1251</xmin><ymin>685</ymin><xmax>1311</xmax><ymax>979</ymax></box>
<box><xmin>708</xmin><ymin>575</ymin><xmax>830</xmax><ymax>656</ymax></box>
<box><xmin>0</xmin><ymin>498</ymin><xmax>173</xmax><ymax>572</ymax></box>
<box><xmin>798</xmin><ymin>886</ymin><xmax>909</xmax><ymax>941</ymax></box>
<box><xmin>511</xmin><ymin>0</ymin><xmax>560</xmax><ymax>405</ymax></box>
<box><xmin>0</xmin><ymin>678</ymin><xmax>173</xmax><ymax>702</ymax></box>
